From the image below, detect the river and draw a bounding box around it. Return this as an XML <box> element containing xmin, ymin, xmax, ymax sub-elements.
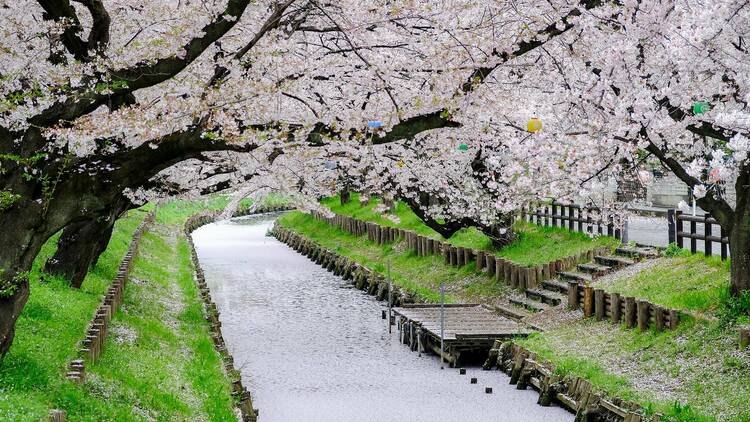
<box><xmin>191</xmin><ymin>214</ymin><xmax>573</xmax><ymax>422</ymax></box>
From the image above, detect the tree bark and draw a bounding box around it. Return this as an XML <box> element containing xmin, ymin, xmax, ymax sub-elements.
<box><xmin>43</xmin><ymin>197</ymin><xmax>132</xmax><ymax>288</ymax></box>
<box><xmin>44</xmin><ymin>217</ymin><xmax>115</xmax><ymax>288</ymax></box>
<box><xmin>340</xmin><ymin>188</ymin><xmax>351</xmax><ymax>205</ymax></box>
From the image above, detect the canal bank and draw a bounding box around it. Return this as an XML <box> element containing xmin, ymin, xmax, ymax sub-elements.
<box><xmin>191</xmin><ymin>214</ymin><xmax>573</xmax><ymax>422</ymax></box>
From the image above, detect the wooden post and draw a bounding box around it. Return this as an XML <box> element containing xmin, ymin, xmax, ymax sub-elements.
<box><xmin>594</xmin><ymin>289</ymin><xmax>605</xmax><ymax>321</ymax></box>
<box><xmin>48</xmin><ymin>410</ymin><xmax>67</xmax><ymax>422</ymax></box>
<box><xmin>518</xmin><ymin>268</ymin><xmax>527</xmax><ymax>291</ymax></box>
<box><xmin>535</xmin><ymin>266</ymin><xmax>544</xmax><ymax>284</ymax></box>
<box><xmin>495</xmin><ymin>259</ymin><xmax>502</xmax><ymax>282</ymax></box>
<box><xmin>611</xmin><ymin>293</ymin><xmax>621</xmax><ymax>324</ymax></box>
<box><xmin>583</xmin><ymin>286</ymin><xmax>594</xmax><ymax>317</ymax></box>
<box><xmin>486</xmin><ymin>255</ymin><xmax>496</xmax><ymax>277</ymax></box>
<box><xmin>567</xmin><ymin>281</ymin><xmax>579</xmax><ymax>310</ymax></box>
<box><xmin>456</xmin><ymin>247</ymin><xmax>465</xmax><ymax>266</ymax></box>
<box><xmin>669</xmin><ymin>309</ymin><xmax>679</xmax><ymax>329</ymax></box>
<box><xmin>476</xmin><ymin>251</ymin><xmax>485</xmax><ymax>272</ymax></box>
<box><xmin>449</xmin><ymin>247</ymin><xmax>458</xmax><ymax>266</ymax></box>
<box><xmin>637</xmin><ymin>300</ymin><xmax>650</xmax><ymax>331</ymax></box>
<box><xmin>510</xmin><ymin>266</ymin><xmax>519</xmax><ymax>289</ymax></box>
<box><xmin>740</xmin><ymin>328</ymin><xmax>749</xmax><ymax>350</ymax></box>
<box><xmin>503</xmin><ymin>261</ymin><xmax>512</xmax><ymax>283</ymax></box>
<box><xmin>624</xmin><ymin>297</ymin><xmax>636</xmax><ymax>328</ymax></box>
<box><xmin>527</xmin><ymin>267</ymin><xmax>537</xmax><ymax>289</ymax></box>
<box><xmin>654</xmin><ymin>305</ymin><xmax>665</xmax><ymax>332</ymax></box>
<box><xmin>464</xmin><ymin>248</ymin><xmax>472</xmax><ymax>266</ymax></box>
<box><xmin>443</xmin><ymin>247</ymin><xmax>450</xmax><ymax>265</ymax></box>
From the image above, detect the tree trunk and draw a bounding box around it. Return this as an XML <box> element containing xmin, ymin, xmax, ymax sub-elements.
<box><xmin>340</xmin><ymin>188</ymin><xmax>351</xmax><ymax>205</ymax></box>
<box><xmin>44</xmin><ymin>218</ymin><xmax>116</xmax><ymax>288</ymax></box>
<box><xmin>43</xmin><ymin>197</ymin><xmax>131</xmax><ymax>288</ymax></box>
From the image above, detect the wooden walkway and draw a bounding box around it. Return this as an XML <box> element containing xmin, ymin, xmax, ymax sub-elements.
<box><xmin>393</xmin><ymin>304</ymin><xmax>532</xmax><ymax>365</ymax></box>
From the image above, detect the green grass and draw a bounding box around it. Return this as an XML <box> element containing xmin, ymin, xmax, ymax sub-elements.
<box><xmin>0</xmin><ymin>197</ymin><xmax>244</xmax><ymax>421</ymax></box>
<box><xmin>322</xmin><ymin>194</ymin><xmax>618</xmax><ymax>267</ymax></box>
<box><xmin>277</xmin><ymin>210</ymin><xmax>510</xmax><ymax>303</ymax></box>
<box><xmin>602</xmin><ymin>250</ymin><xmax>731</xmax><ymax>316</ymax></box>
<box><xmin>82</xmin><ymin>212</ymin><xmax>235</xmax><ymax>421</ymax></box>
<box><xmin>519</xmin><ymin>317</ymin><xmax>749</xmax><ymax>421</ymax></box>
<box><xmin>0</xmin><ymin>207</ymin><xmax>150</xmax><ymax>420</ymax></box>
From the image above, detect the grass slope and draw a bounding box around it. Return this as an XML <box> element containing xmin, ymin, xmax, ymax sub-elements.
<box><xmin>322</xmin><ymin>194</ymin><xmax>619</xmax><ymax>267</ymax></box>
<box><xmin>519</xmin><ymin>317</ymin><xmax>750</xmax><ymax>422</ymax></box>
<box><xmin>277</xmin><ymin>210</ymin><xmax>511</xmax><ymax>303</ymax></box>
<box><xmin>0</xmin><ymin>197</ymin><xmax>248</xmax><ymax>421</ymax></box>
<box><xmin>601</xmin><ymin>251</ymin><xmax>731</xmax><ymax>316</ymax></box>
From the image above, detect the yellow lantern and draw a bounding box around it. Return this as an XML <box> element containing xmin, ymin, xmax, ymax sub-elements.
<box><xmin>396</xmin><ymin>160</ymin><xmax>405</xmax><ymax>168</ymax></box>
<box><xmin>527</xmin><ymin>116</ymin><xmax>542</xmax><ymax>133</ymax></box>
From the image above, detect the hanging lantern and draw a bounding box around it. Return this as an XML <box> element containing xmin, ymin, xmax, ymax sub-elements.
<box><xmin>367</xmin><ymin>120</ymin><xmax>383</xmax><ymax>129</ymax></box>
<box><xmin>692</xmin><ymin>101</ymin><xmax>710</xmax><ymax>115</ymax></box>
<box><xmin>458</xmin><ymin>143</ymin><xmax>469</xmax><ymax>151</ymax></box>
<box><xmin>527</xmin><ymin>116</ymin><xmax>542</xmax><ymax>133</ymax></box>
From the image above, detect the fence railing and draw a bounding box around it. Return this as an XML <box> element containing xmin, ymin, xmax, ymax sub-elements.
<box><xmin>523</xmin><ymin>202</ymin><xmax>623</xmax><ymax>240</ymax></box>
<box><xmin>667</xmin><ymin>210</ymin><xmax>729</xmax><ymax>259</ymax></box>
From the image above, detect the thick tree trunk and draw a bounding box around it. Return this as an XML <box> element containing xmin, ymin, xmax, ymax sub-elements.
<box><xmin>43</xmin><ymin>197</ymin><xmax>131</xmax><ymax>288</ymax></box>
<box><xmin>44</xmin><ymin>218</ymin><xmax>115</xmax><ymax>288</ymax></box>
<box><xmin>340</xmin><ymin>188</ymin><xmax>351</xmax><ymax>205</ymax></box>
<box><xmin>0</xmin><ymin>283</ymin><xmax>29</xmax><ymax>360</ymax></box>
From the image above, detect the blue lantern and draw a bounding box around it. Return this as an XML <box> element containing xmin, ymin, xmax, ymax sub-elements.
<box><xmin>367</xmin><ymin>120</ymin><xmax>383</xmax><ymax>129</ymax></box>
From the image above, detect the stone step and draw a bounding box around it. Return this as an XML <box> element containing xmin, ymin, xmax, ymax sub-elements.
<box><xmin>558</xmin><ymin>271</ymin><xmax>593</xmax><ymax>283</ymax></box>
<box><xmin>525</xmin><ymin>289</ymin><xmax>565</xmax><ymax>307</ymax></box>
<box><xmin>595</xmin><ymin>255</ymin><xmax>635</xmax><ymax>268</ymax></box>
<box><xmin>577</xmin><ymin>263</ymin><xmax>612</xmax><ymax>277</ymax></box>
<box><xmin>541</xmin><ymin>279</ymin><xmax>570</xmax><ymax>294</ymax></box>
<box><xmin>509</xmin><ymin>296</ymin><xmax>549</xmax><ymax>313</ymax></box>
<box><xmin>615</xmin><ymin>246</ymin><xmax>660</xmax><ymax>260</ymax></box>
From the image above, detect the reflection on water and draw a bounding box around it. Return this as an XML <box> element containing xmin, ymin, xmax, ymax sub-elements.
<box><xmin>192</xmin><ymin>215</ymin><xmax>572</xmax><ymax>422</ymax></box>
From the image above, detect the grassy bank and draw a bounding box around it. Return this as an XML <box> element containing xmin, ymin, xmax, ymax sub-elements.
<box><xmin>0</xmin><ymin>197</ymin><xmax>249</xmax><ymax>420</ymax></box>
<box><xmin>0</xmin><ymin>207</ymin><xmax>151</xmax><ymax>419</ymax></box>
<box><xmin>322</xmin><ymin>195</ymin><xmax>619</xmax><ymax>267</ymax></box>
<box><xmin>277</xmin><ymin>210</ymin><xmax>497</xmax><ymax>303</ymax></box>
<box><xmin>279</xmin><ymin>207</ymin><xmax>750</xmax><ymax>422</ymax></box>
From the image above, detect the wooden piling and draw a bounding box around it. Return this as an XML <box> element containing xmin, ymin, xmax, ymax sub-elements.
<box><xmin>583</xmin><ymin>285</ymin><xmax>594</xmax><ymax>317</ymax></box>
<box><xmin>636</xmin><ymin>300</ymin><xmax>649</xmax><ymax>331</ymax></box>
<box><xmin>740</xmin><ymin>328</ymin><xmax>749</xmax><ymax>350</ymax></box>
<box><xmin>624</xmin><ymin>297</ymin><xmax>636</xmax><ymax>328</ymax></box>
<box><xmin>567</xmin><ymin>281</ymin><xmax>579</xmax><ymax>310</ymax></box>
<box><xmin>611</xmin><ymin>292</ymin><xmax>621</xmax><ymax>323</ymax></box>
<box><xmin>594</xmin><ymin>289</ymin><xmax>605</xmax><ymax>321</ymax></box>
<box><xmin>476</xmin><ymin>251</ymin><xmax>485</xmax><ymax>272</ymax></box>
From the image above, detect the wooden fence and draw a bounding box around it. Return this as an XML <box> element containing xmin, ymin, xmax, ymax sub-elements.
<box><xmin>523</xmin><ymin>202</ymin><xmax>623</xmax><ymax>240</ymax></box>
<box><xmin>567</xmin><ymin>283</ymin><xmax>679</xmax><ymax>332</ymax></box>
<box><xmin>668</xmin><ymin>210</ymin><xmax>729</xmax><ymax>259</ymax></box>
<box><xmin>65</xmin><ymin>209</ymin><xmax>156</xmax><ymax>385</ymax></box>
<box><xmin>314</xmin><ymin>212</ymin><xmax>606</xmax><ymax>291</ymax></box>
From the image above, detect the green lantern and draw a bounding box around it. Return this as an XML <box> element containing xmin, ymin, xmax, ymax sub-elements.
<box><xmin>458</xmin><ymin>143</ymin><xmax>468</xmax><ymax>151</ymax></box>
<box><xmin>692</xmin><ymin>101</ymin><xmax>711</xmax><ymax>115</ymax></box>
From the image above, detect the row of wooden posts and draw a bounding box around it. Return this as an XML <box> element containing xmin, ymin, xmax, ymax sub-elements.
<box><xmin>522</xmin><ymin>202</ymin><xmax>624</xmax><ymax>240</ymax></box>
<box><xmin>567</xmin><ymin>283</ymin><xmax>679</xmax><ymax>332</ymax></box>
<box><xmin>313</xmin><ymin>212</ymin><xmax>599</xmax><ymax>291</ymax></box>
<box><xmin>52</xmin><ymin>210</ymin><xmax>157</xmax><ymax>421</ymax></box>
<box><xmin>485</xmin><ymin>341</ymin><xmax>659</xmax><ymax>421</ymax></box>
<box><xmin>185</xmin><ymin>211</ymin><xmax>266</xmax><ymax>422</ymax></box>
<box><xmin>65</xmin><ymin>210</ymin><xmax>156</xmax><ymax>385</ymax></box>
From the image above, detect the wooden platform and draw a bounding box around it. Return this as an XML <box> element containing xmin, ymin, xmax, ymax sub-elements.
<box><xmin>393</xmin><ymin>304</ymin><xmax>532</xmax><ymax>365</ymax></box>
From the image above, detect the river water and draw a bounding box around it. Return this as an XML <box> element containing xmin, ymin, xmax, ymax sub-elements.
<box><xmin>191</xmin><ymin>215</ymin><xmax>572</xmax><ymax>422</ymax></box>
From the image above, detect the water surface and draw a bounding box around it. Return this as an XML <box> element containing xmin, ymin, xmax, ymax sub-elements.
<box><xmin>192</xmin><ymin>215</ymin><xmax>572</xmax><ymax>422</ymax></box>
